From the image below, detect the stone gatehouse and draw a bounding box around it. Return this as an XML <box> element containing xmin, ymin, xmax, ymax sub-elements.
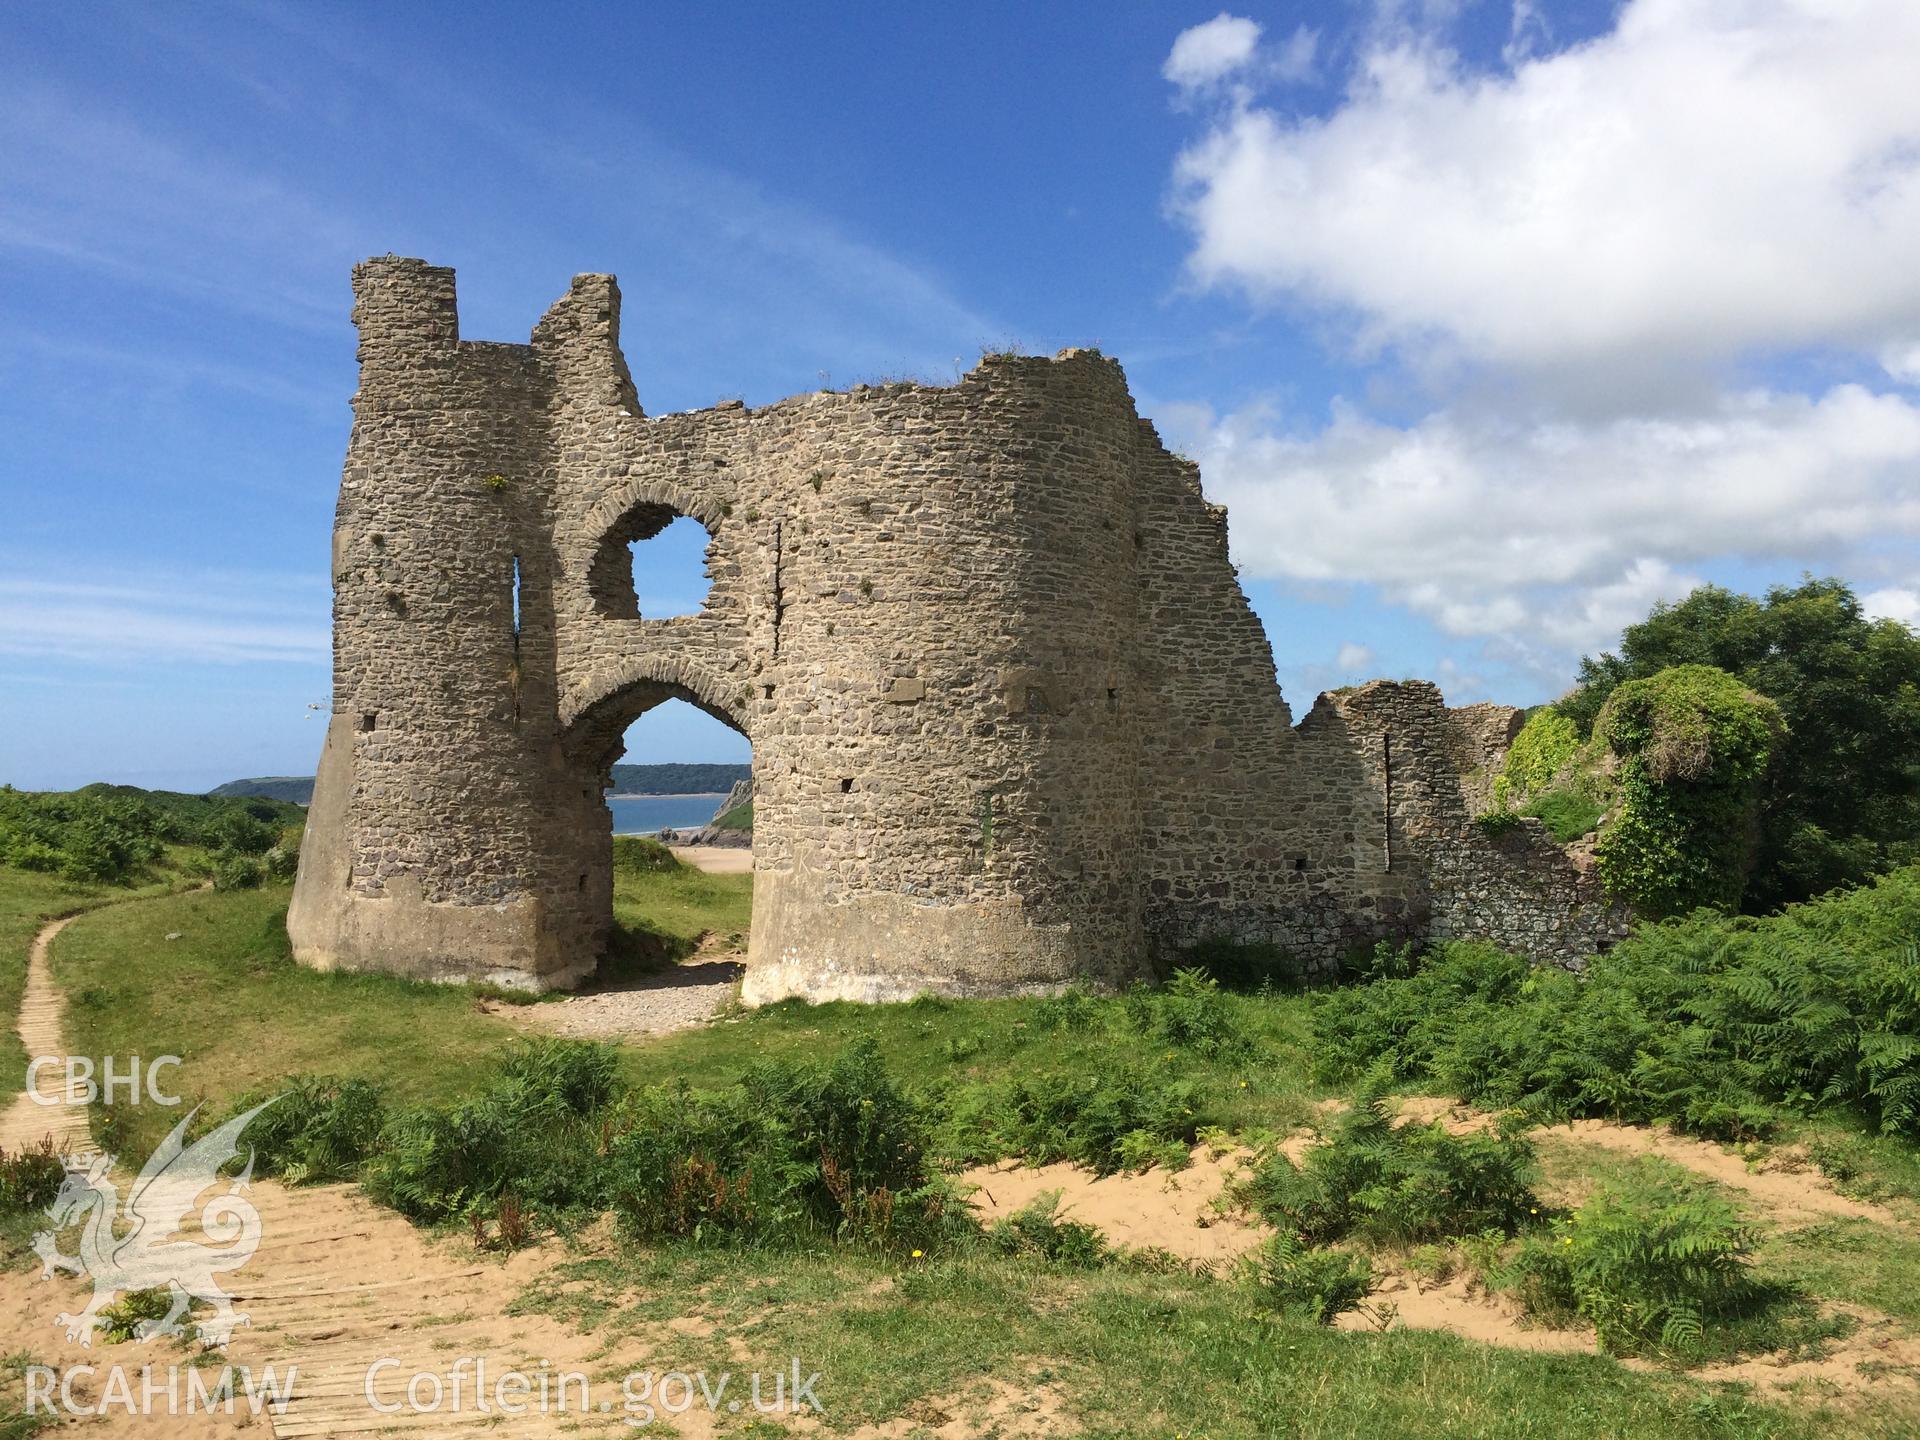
<box><xmin>288</xmin><ymin>257</ymin><xmax>1627</xmax><ymax>1001</ymax></box>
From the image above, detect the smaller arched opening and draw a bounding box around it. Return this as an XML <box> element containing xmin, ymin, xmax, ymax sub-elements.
<box><xmin>587</xmin><ymin>506</ymin><xmax>715</xmax><ymax>621</ymax></box>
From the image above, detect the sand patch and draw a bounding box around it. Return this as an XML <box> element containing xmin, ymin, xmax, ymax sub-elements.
<box><xmin>847</xmin><ymin>1373</ymin><xmax>1077</xmax><ymax>1439</ymax></box>
<box><xmin>670</xmin><ymin>845</ymin><xmax>753</xmax><ymax>875</ymax></box>
<box><xmin>960</xmin><ymin>1146</ymin><xmax>1267</xmax><ymax>1264</ymax></box>
<box><xmin>1387</xmin><ymin>1096</ymin><xmax>1898</xmax><ymax>1228</ymax></box>
<box><xmin>1332</xmin><ymin>1260</ymin><xmax>1600</xmax><ymax>1355</ymax></box>
<box><xmin>1539</xmin><ymin>1119</ymin><xmax>1897</xmax><ymax>1227</ymax></box>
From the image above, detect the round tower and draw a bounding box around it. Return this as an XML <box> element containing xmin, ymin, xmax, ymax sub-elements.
<box><xmin>288</xmin><ymin>258</ymin><xmax>592</xmax><ymax>989</ymax></box>
<box><xmin>739</xmin><ymin>351</ymin><xmax>1148</xmax><ymax>1001</ymax></box>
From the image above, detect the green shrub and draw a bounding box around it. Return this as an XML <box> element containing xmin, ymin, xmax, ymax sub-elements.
<box><xmin>1314</xmin><ymin>942</ymin><xmax>1531</xmax><ymax>1088</ymax></box>
<box><xmin>1247</xmin><ymin>1233</ymin><xmax>1374</xmax><ymax>1324</ymax></box>
<box><xmin>1593</xmin><ymin>665</ymin><xmax>1785</xmax><ymax>915</ymax></box>
<box><xmin>228</xmin><ymin>1075</ymin><xmax>386</xmax><ymax>1184</ymax></box>
<box><xmin>606</xmin><ymin>1040</ymin><xmax>963</xmax><ymax>1252</ymax></box>
<box><xmin>984</xmin><ymin>1191</ymin><xmax>1111</xmax><ymax>1267</ymax></box>
<box><xmin>1563</xmin><ymin>577</ymin><xmax>1920</xmax><ymax>911</ymax></box>
<box><xmin>1032</xmin><ymin>986</ymin><xmax>1106</xmax><ymax>1034</ymax></box>
<box><xmin>363</xmin><ymin>1041</ymin><xmax>622</xmax><ymax>1224</ymax></box>
<box><xmin>1125</xmin><ymin>968</ymin><xmax>1251</xmax><ymax>1057</ymax></box>
<box><xmin>1242</xmin><ymin>1093</ymin><xmax>1543</xmax><ymax>1245</ymax></box>
<box><xmin>1527</xmin><ymin>1159</ymin><xmax>1761</xmax><ymax>1357</ymax></box>
<box><xmin>611</xmin><ymin>834</ymin><xmax>680</xmax><ymax>874</ymax></box>
<box><xmin>499</xmin><ymin>1037</ymin><xmax>619</xmax><ymax>1116</ymax></box>
<box><xmin>0</xmin><ymin>1138</ymin><xmax>64</xmax><ymax>1214</ymax></box>
<box><xmin>365</xmin><ymin>1083</ymin><xmax>606</xmax><ymax>1224</ymax></box>
<box><xmin>211</xmin><ymin>851</ymin><xmax>264</xmax><ymax>891</ymax></box>
<box><xmin>1315</xmin><ymin>869</ymin><xmax>1920</xmax><ymax>1139</ymax></box>
<box><xmin>0</xmin><ymin>784</ymin><xmax>303</xmax><ymax>884</ymax></box>
<box><xmin>941</xmin><ymin>1068</ymin><xmax>1203</xmax><ymax>1175</ymax></box>
<box><xmin>262</xmin><ymin>842</ymin><xmax>301</xmax><ymax>882</ymax></box>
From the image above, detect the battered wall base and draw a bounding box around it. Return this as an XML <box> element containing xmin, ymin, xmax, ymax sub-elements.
<box><xmin>741</xmin><ymin>869</ymin><xmax>1149</xmax><ymax>1006</ymax></box>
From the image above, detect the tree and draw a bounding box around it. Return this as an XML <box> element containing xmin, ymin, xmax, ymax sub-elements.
<box><xmin>1565</xmin><ymin>578</ymin><xmax>1920</xmax><ymax>912</ymax></box>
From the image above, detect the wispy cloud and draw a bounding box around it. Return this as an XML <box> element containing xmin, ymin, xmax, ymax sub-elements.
<box><xmin>0</xmin><ymin>576</ymin><xmax>328</xmax><ymax>665</ymax></box>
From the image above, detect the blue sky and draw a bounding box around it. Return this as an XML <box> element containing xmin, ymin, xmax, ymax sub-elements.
<box><xmin>4</xmin><ymin>1</ymin><xmax>1918</xmax><ymax>791</ymax></box>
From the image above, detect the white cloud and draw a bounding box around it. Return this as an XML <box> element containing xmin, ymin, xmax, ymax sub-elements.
<box><xmin>1335</xmin><ymin>642</ymin><xmax>1376</xmax><ymax>672</ymax></box>
<box><xmin>1165</xmin><ymin>14</ymin><xmax>1315</xmax><ymax>101</ymax></box>
<box><xmin>1168</xmin><ymin>0</ymin><xmax>1920</xmax><ymax>376</ymax></box>
<box><xmin>1164</xmin><ymin>14</ymin><xmax>1263</xmax><ymax>92</ymax></box>
<box><xmin>1865</xmin><ymin>587</ymin><xmax>1920</xmax><ymax>628</ymax></box>
<box><xmin>1175</xmin><ymin>383</ymin><xmax>1920</xmax><ymax>658</ymax></box>
<box><xmin>1884</xmin><ymin>343</ymin><xmax>1920</xmax><ymax>386</ymax></box>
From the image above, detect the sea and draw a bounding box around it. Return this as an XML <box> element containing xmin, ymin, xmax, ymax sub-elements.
<box><xmin>608</xmin><ymin>792</ymin><xmax>729</xmax><ymax>836</ymax></box>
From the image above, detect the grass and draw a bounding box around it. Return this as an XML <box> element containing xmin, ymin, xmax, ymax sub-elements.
<box><xmin>20</xmin><ymin>858</ymin><xmax>1920</xmax><ymax>1434</ymax></box>
<box><xmin>0</xmin><ymin>855</ymin><xmax>205</xmax><ymax>1100</ymax></box>
<box><xmin>46</xmin><ymin>852</ymin><xmax>754</xmax><ymax>1158</ymax></box>
<box><xmin>515</xmin><ymin>1244</ymin><xmax>1831</xmax><ymax>1439</ymax></box>
<box><xmin>612</xmin><ymin>856</ymin><xmax>751</xmax><ymax>957</ymax></box>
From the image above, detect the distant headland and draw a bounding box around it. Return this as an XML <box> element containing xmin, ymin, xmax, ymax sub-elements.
<box><xmin>213</xmin><ymin>762</ymin><xmax>751</xmax><ymax>806</ymax></box>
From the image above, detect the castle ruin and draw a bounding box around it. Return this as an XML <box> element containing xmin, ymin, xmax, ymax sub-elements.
<box><xmin>288</xmin><ymin>257</ymin><xmax>1628</xmax><ymax>1001</ymax></box>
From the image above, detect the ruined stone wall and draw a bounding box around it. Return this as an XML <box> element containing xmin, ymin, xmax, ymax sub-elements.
<box><xmin>290</xmin><ymin>257</ymin><xmax>1633</xmax><ymax>997</ymax></box>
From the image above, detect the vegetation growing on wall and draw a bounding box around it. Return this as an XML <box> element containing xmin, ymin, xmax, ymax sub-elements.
<box><xmin>1564</xmin><ymin>577</ymin><xmax>1920</xmax><ymax>911</ymax></box>
<box><xmin>1493</xmin><ymin>707</ymin><xmax>1581</xmax><ymax>807</ymax></box>
<box><xmin>1591</xmin><ymin>665</ymin><xmax>1784</xmax><ymax>916</ymax></box>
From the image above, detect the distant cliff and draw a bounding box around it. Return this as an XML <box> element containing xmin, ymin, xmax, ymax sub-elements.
<box><xmin>213</xmin><ymin>762</ymin><xmax>751</xmax><ymax>806</ymax></box>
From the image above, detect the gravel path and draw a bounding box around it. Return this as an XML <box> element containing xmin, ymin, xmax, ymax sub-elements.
<box><xmin>484</xmin><ymin>957</ymin><xmax>744</xmax><ymax>1040</ymax></box>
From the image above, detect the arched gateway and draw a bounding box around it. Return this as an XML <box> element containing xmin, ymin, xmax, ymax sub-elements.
<box><xmin>289</xmin><ymin>257</ymin><xmax>1628</xmax><ymax>1002</ymax></box>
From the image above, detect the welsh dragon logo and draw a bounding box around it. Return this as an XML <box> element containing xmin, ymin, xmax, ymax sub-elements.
<box><xmin>32</xmin><ymin>1101</ymin><xmax>275</xmax><ymax>1346</ymax></box>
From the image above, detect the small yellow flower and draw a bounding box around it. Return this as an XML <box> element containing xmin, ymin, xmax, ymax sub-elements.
<box><xmin>911</xmin><ymin>1249</ymin><xmax>924</xmax><ymax>1259</ymax></box>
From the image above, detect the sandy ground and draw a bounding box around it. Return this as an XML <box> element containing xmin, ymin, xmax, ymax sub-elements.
<box><xmin>670</xmin><ymin>844</ymin><xmax>753</xmax><ymax>874</ymax></box>
<box><xmin>956</xmin><ymin>1095</ymin><xmax>1920</xmax><ymax>1406</ymax></box>
<box><xmin>962</xmin><ymin>1145</ymin><xmax>1267</xmax><ymax>1266</ymax></box>
<box><xmin>1391</xmin><ymin>1094</ymin><xmax>1899</xmax><ymax>1227</ymax></box>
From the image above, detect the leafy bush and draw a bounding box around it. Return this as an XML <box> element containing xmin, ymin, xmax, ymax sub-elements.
<box><xmin>1032</xmin><ymin>986</ymin><xmax>1106</xmax><ymax>1034</ymax></box>
<box><xmin>984</xmin><ymin>1191</ymin><xmax>1111</xmax><ymax>1267</ymax></box>
<box><xmin>499</xmin><ymin>1036</ymin><xmax>619</xmax><ymax>1116</ymax></box>
<box><xmin>1242</xmin><ymin>1093</ymin><xmax>1542</xmax><ymax>1245</ymax></box>
<box><xmin>1516</xmin><ymin>1159</ymin><xmax>1760</xmax><ymax>1357</ymax></box>
<box><xmin>0</xmin><ymin>784</ymin><xmax>303</xmax><ymax>884</ymax></box>
<box><xmin>1564</xmin><ymin>577</ymin><xmax>1920</xmax><ymax>911</ymax></box>
<box><xmin>228</xmin><ymin>1075</ymin><xmax>386</xmax><ymax>1184</ymax></box>
<box><xmin>1315</xmin><ymin>941</ymin><xmax>1531</xmax><ymax>1088</ymax></box>
<box><xmin>1125</xmin><ymin>968</ymin><xmax>1251</xmax><ymax>1058</ymax></box>
<box><xmin>1316</xmin><ymin>865</ymin><xmax>1920</xmax><ymax>1139</ymax></box>
<box><xmin>211</xmin><ymin>852</ymin><xmax>264</xmax><ymax>891</ymax></box>
<box><xmin>606</xmin><ymin>1040</ymin><xmax>963</xmax><ymax>1252</ymax></box>
<box><xmin>1594</xmin><ymin>665</ymin><xmax>1785</xmax><ymax>915</ymax></box>
<box><xmin>364</xmin><ymin>1040</ymin><xmax>622</xmax><ymax>1223</ymax></box>
<box><xmin>942</xmin><ymin>1068</ymin><xmax>1203</xmax><ymax>1175</ymax></box>
<box><xmin>0</xmin><ymin>1138</ymin><xmax>64</xmax><ymax>1214</ymax></box>
<box><xmin>611</xmin><ymin>834</ymin><xmax>680</xmax><ymax>874</ymax></box>
<box><xmin>1247</xmin><ymin>1233</ymin><xmax>1374</xmax><ymax>1324</ymax></box>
